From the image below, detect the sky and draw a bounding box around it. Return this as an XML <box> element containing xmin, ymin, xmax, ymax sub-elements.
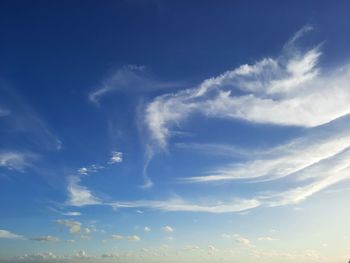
<box><xmin>1</xmin><ymin>1</ymin><xmax>350</xmax><ymax>262</ymax></box>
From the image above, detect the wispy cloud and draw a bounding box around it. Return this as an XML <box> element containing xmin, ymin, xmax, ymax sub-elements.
<box><xmin>66</xmin><ymin>176</ymin><xmax>101</xmax><ymax>207</ymax></box>
<box><xmin>184</xmin><ymin>130</ymin><xmax>350</xmax><ymax>183</ymax></box>
<box><xmin>61</xmin><ymin>211</ymin><xmax>81</xmax><ymax>216</ymax></box>
<box><xmin>0</xmin><ymin>86</ymin><xmax>62</xmax><ymax>152</ymax></box>
<box><xmin>0</xmin><ymin>229</ymin><xmax>25</xmax><ymax>240</ymax></box>
<box><xmin>30</xmin><ymin>236</ymin><xmax>59</xmax><ymax>242</ymax></box>
<box><xmin>89</xmin><ymin>65</ymin><xmax>179</xmax><ymax>105</ymax></box>
<box><xmin>0</xmin><ymin>151</ymin><xmax>37</xmax><ymax>172</ymax></box>
<box><xmin>144</xmin><ymin>26</ymin><xmax>350</xmax><ymax>150</ymax></box>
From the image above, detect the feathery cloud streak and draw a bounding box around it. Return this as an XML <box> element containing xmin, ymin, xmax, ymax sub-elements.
<box><xmin>145</xmin><ymin>26</ymin><xmax>350</xmax><ymax>149</ymax></box>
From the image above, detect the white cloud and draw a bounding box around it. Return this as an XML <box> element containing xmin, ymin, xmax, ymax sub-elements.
<box><xmin>109</xmin><ymin>151</ymin><xmax>123</xmax><ymax>164</ymax></box>
<box><xmin>0</xmin><ymin>229</ymin><xmax>24</xmax><ymax>239</ymax></box>
<box><xmin>62</xmin><ymin>211</ymin><xmax>81</xmax><ymax>216</ymax></box>
<box><xmin>144</xmin><ymin>27</ymin><xmax>350</xmax><ymax>150</ymax></box>
<box><xmin>144</xmin><ymin>226</ymin><xmax>151</xmax><ymax>232</ymax></box>
<box><xmin>184</xmin><ymin>131</ymin><xmax>350</xmax><ymax>183</ymax></box>
<box><xmin>0</xmin><ymin>151</ymin><xmax>36</xmax><ymax>172</ymax></box>
<box><xmin>56</xmin><ymin>219</ymin><xmax>82</xmax><ymax>234</ymax></box>
<box><xmin>89</xmin><ymin>65</ymin><xmax>177</xmax><ymax>105</ymax></box>
<box><xmin>111</xmin><ymin>234</ymin><xmax>124</xmax><ymax>240</ymax></box>
<box><xmin>110</xmin><ymin>197</ymin><xmax>260</xmax><ymax>213</ymax></box>
<box><xmin>161</xmin><ymin>225</ymin><xmax>174</xmax><ymax>233</ymax></box>
<box><xmin>30</xmin><ymin>236</ymin><xmax>59</xmax><ymax>242</ymax></box>
<box><xmin>235</xmin><ymin>237</ymin><xmax>252</xmax><ymax>246</ymax></box>
<box><xmin>67</xmin><ymin>176</ymin><xmax>101</xmax><ymax>207</ymax></box>
<box><xmin>74</xmin><ymin>250</ymin><xmax>90</xmax><ymax>259</ymax></box>
<box><xmin>19</xmin><ymin>252</ymin><xmax>58</xmax><ymax>261</ymax></box>
<box><xmin>77</xmin><ymin>164</ymin><xmax>104</xmax><ymax>175</ymax></box>
<box><xmin>127</xmin><ymin>235</ymin><xmax>141</xmax><ymax>241</ymax></box>
<box><xmin>257</xmin><ymin>236</ymin><xmax>279</xmax><ymax>241</ymax></box>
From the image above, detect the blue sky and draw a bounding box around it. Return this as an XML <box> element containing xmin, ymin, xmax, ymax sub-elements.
<box><xmin>1</xmin><ymin>1</ymin><xmax>350</xmax><ymax>262</ymax></box>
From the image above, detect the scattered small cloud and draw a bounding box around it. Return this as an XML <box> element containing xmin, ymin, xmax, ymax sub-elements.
<box><xmin>127</xmin><ymin>235</ymin><xmax>141</xmax><ymax>241</ymax></box>
<box><xmin>77</xmin><ymin>164</ymin><xmax>104</xmax><ymax>176</ymax></box>
<box><xmin>144</xmin><ymin>226</ymin><xmax>151</xmax><ymax>232</ymax></box>
<box><xmin>109</xmin><ymin>151</ymin><xmax>123</xmax><ymax>164</ymax></box>
<box><xmin>111</xmin><ymin>234</ymin><xmax>124</xmax><ymax>240</ymax></box>
<box><xmin>162</xmin><ymin>225</ymin><xmax>174</xmax><ymax>233</ymax></box>
<box><xmin>56</xmin><ymin>219</ymin><xmax>82</xmax><ymax>234</ymax></box>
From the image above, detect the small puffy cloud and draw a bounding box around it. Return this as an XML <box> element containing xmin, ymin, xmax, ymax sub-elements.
<box><xmin>111</xmin><ymin>234</ymin><xmax>124</xmax><ymax>240</ymax></box>
<box><xmin>235</xmin><ymin>237</ymin><xmax>251</xmax><ymax>245</ymax></box>
<box><xmin>257</xmin><ymin>236</ymin><xmax>279</xmax><ymax>241</ymax></box>
<box><xmin>77</xmin><ymin>164</ymin><xmax>104</xmax><ymax>175</ymax></box>
<box><xmin>109</xmin><ymin>151</ymin><xmax>123</xmax><ymax>164</ymax></box>
<box><xmin>162</xmin><ymin>225</ymin><xmax>174</xmax><ymax>233</ymax></box>
<box><xmin>0</xmin><ymin>229</ymin><xmax>25</xmax><ymax>239</ymax></box>
<box><xmin>144</xmin><ymin>226</ymin><xmax>151</xmax><ymax>232</ymax></box>
<box><xmin>127</xmin><ymin>235</ymin><xmax>141</xmax><ymax>241</ymax></box>
<box><xmin>30</xmin><ymin>236</ymin><xmax>59</xmax><ymax>242</ymax></box>
<box><xmin>56</xmin><ymin>219</ymin><xmax>81</xmax><ymax>234</ymax></box>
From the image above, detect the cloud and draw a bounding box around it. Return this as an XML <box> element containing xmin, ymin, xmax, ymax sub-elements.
<box><xmin>0</xmin><ymin>86</ymin><xmax>62</xmax><ymax>152</ymax></box>
<box><xmin>127</xmin><ymin>235</ymin><xmax>141</xmax><ymax>241</ymax></box>
<box><xmin>66</xmin><ymin>176</ymin><xmax>101</xmax><ymax>207</ymax></box>
<box><xmin>109</xmin><ymin>151</ymin><xmax>123</xmax><ymax>164</ymax></box>
<box><xmin>0</xmin><ymin>151</ymin><xmax>37</xmax><ymax>172</ymax></box>
<box><xmin>30</xmin><ymin>236</ymin><xmax>59</xmax><ymax>242</ymax></box>
<box><xmin>18</xmin><ymin>252</ymin><xmax>58</xmax><ymax>261</ymax></box>
<box><xmin>89</xmin><ymin>65</ymin><xmax>178</xmax><ymax>105</ymax></box>
<box><xmin>74</xmin><ymin>250</ymin><xmax>90</xmax><ymax>259</ymax></box>
<box><xmin>144</xmin><ymin>226</ymin><xmax>151</xmax><ymax>232</ymax></box>
<box><xmin>110</xmin><ymin>197</ymin><xmax>260</xmax><ymax>213</ymax></box>
<box><xmin>184</xmin><ymin>131</ymin><xmax>350</xmax><ymax>183</ymax></box>
<box><xmin>235</xmin><ymin>237</ymin><xmax>252</xmax><ymax>246</ymax></box>
<box><xmin>0</xmin><ymin>229</ymin><xmax>25</xmax><ymax>239</ymax></box>
<box><xmin>111</xmin><ymin>234</ymin><xmax>124</xmax><ymax>240</ymax></box>
<box><xmin>56</xmin><ymin>219</ymin><xmax>82</xmax><ymax>234</ymax></box>
<box><xmin>144</xmin><ymin>26</ymin><xmax>350</xmax><ymax>150</ymax></box>
<box><xmin>77</xmin><ymin>164</ymin><xmax>104</xmax><ymax>176</ymax></box>
<box><xmin>161</xmin><ymin>226</ymin><xmax>174</xmax><ymax>233</ymax></box>
<box><xmin>64</xmin><ymin>27</ymin><xmax>350</xmax><ymax>215</ymax></box>
<box><xmin>61</xmin><ymin>211</ymin><xmax>81</xmax><ymax>216</ymax></box>
<box><xmin>257</xmin><ymin>236</ymin><xmax>279</xmax><ymax>241</ymax></box>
